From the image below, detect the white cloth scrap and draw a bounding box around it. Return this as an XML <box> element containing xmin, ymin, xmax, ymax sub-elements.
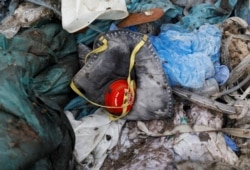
<box><xmin>65</xmin><ymin>108</ymin><xmax>125</xmax><ymax>170</ymax></box>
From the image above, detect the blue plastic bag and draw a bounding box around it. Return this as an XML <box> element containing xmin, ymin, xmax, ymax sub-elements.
<box><xmin>150</xmin><ymin>24</ymin><xmax>222</xmax><ymax>88</ymax></box>
<box><xmin>224</xmin><ymin>134</ymin><xmax>239</xmax><ymax>152</ymax></box>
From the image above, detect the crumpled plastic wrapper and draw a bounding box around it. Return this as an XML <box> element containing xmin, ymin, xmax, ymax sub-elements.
<box><xmin>0</xmin><ymin>2</ymin><xmax>53</xmax><ymax>38</ymax></box>
<box><xmin>26</xmin><ymin>0</ymin><xmax>61</xmax><ymax>17</ymax></box>
<box><xmin>101</xmin><ymin>102</ymin><xmax>239</xmax><ymax>169</ymax></box>
<box><xmin>101</xmin><ymin>120</ymin><xmax>175</xmax><ymax>170</ymax></box>
<box><xmin>166</xmin><ymin>103</ymin><xmax>239</xmax><ymax>165</ymax></box>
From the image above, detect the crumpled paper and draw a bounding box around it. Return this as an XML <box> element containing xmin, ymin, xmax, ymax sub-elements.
<box><xmin>0</xmin><ymin>2</ymin><xmax>53</xmax><ymax>38</ymax></box>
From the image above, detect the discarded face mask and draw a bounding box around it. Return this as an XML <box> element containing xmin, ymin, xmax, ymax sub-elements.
<box><xmin>71</xmin><ymin>30</ymin><xmax>173</xmax><ymax>120</ymax></box>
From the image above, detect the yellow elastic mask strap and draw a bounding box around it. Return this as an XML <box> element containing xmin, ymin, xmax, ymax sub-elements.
<box><xmin>84</xmin><ymin>36</ymin><xmax>108</xmax><ymax>64</ymax></box>
<box><xmin>109</xmin><ymin>35</ymin><xmax>148</xmax><ymax>121</ymax></box>
<box><xmin>108</xmin><ymin>88</ymin><xmax>130</xmax><ymax>121</ymax></box>
<box><xmin>70</xmin><ymin>81</ymin><xmax>103</xmax><ymax>108</ymax></box>
<box><xmin>127</xmin><ymin>35</ymin><xmax>148</xmax><ymax>94</ymax></box>
<box><xmin>70</xmin><ymin>81</ymin><xmax>127</xmax><ymax>109</ymax></box>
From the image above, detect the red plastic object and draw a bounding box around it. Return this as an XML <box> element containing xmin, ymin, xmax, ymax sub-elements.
<box><xmin>104</xmin><ymin>79</ymin><xmax>135</xmax><ymax>115</ymax></box>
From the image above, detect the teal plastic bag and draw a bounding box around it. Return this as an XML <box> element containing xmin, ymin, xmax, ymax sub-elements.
<box><xmin>177</xmin><ymin>0</ymin><xmax>238</xmax><ymax>30</ymax></box>
<box><xmin>0</xmin><ymin>23</ymin><xmax>79</xmax><ymax>170</ymax></box>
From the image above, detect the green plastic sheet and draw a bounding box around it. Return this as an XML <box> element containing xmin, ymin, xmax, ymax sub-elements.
<box><xmin>0</xmin><ymin>22</ymin><xmax>79</xmax><ymax>170</ymax></box>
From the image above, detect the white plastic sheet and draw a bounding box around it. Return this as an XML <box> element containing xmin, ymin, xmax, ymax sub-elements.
<box><xmin>65</xmin><ymin>108</ymin><xmax>125</xmax><ymax>170</ymax></box>
<box><xmin>61</xmin><ymin>0</ymin><xmax>128</xmax><ymax>33</ymax></box>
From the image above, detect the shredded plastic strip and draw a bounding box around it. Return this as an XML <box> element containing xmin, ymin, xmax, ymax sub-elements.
<box><xmin>137</xmin><ymin>121</ymin><xmax>250</xmax><ymax>138</ymax></box>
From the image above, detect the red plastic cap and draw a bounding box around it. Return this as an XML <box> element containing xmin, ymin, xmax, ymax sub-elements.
<box><xmin>104</xmin><ymin>79</ymin><xmax>135</xmax><ymax>115</ymax></box>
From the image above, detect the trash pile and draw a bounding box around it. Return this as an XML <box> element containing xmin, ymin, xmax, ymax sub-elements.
<box><xmin>0</xmin><ymin>0</ymin><xmax>250</xmax><ymax>170</ymax></box>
